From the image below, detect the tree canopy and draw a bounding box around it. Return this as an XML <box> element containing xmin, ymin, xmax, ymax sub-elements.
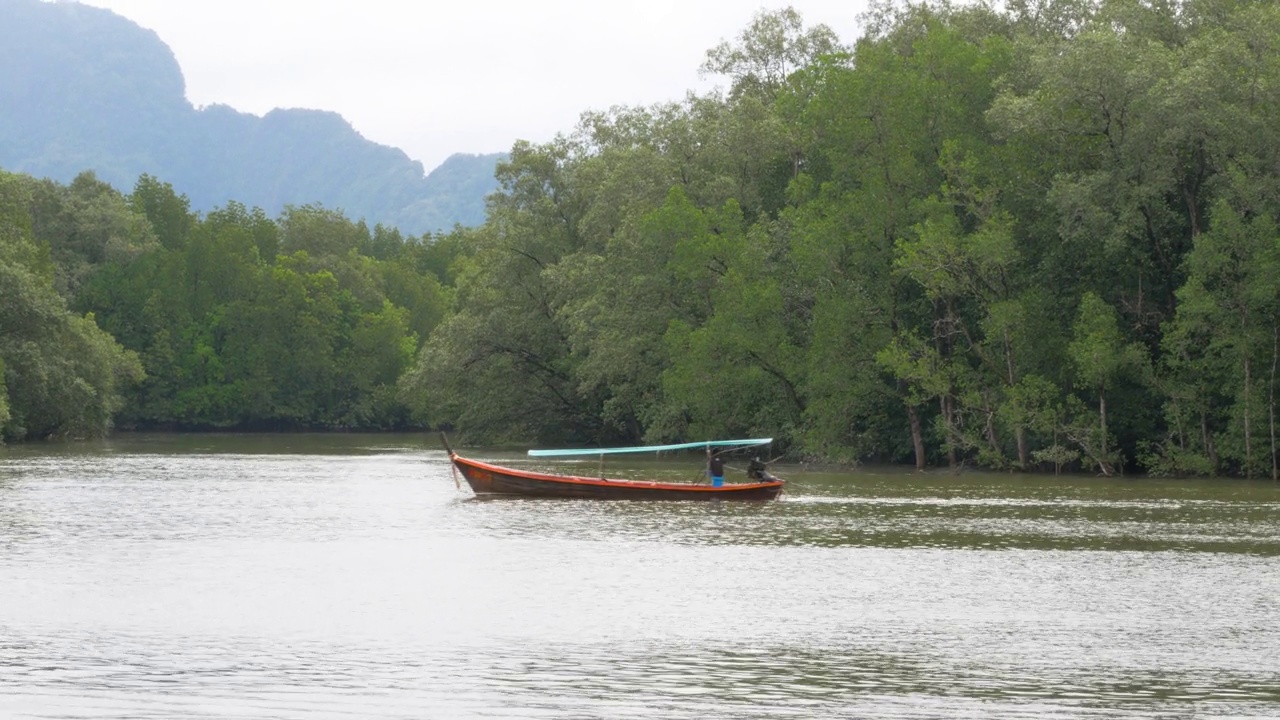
<box><xmin>402</xmin><ymin>1</ymin><xmax>1280</xmax><ymax>478</ymax></box>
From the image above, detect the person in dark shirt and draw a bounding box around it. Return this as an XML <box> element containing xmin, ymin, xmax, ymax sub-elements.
<box><xmin>708</xmin><ymin>451</ymin><xmax>725</xmax><ymax>487</ymax></box>
<box><xmin>747</xmin><ymin>456</ymin><xmax>778</xmax><ymax>482</ymax></box>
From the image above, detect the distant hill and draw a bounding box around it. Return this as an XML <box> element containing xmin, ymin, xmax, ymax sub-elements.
<box><xmin>0</xmin><ymin>0</ymin><xmax>502</xmax><ymax>235</ymax></box>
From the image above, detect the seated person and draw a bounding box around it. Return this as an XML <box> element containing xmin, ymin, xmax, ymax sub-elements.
<box><xmin>746</xmin><ymin>456</ymin><xmax>777</xmax><ymax>482</ymax></box>
<box><xmin>708</xmin><ymin>453</ymin><xmax>725</xmax><ymax>487</ymax></box>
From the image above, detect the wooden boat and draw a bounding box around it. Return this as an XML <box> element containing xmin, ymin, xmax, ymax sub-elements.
<box><xmin>442</xmin><ymin>436</ymin><xmax>785</xmax><ymax>501</ymax></box>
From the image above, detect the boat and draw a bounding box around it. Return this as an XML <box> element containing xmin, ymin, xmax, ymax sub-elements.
<box><xmin>441</xmin><ymin>435</ymin><xmax>785</xmax><ymax>501</ymax></box>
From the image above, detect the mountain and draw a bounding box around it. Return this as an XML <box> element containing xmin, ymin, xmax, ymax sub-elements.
<box><xmin>0</xmin><ymin>0</ymin><xmax>501</xmax><ymax>235</ymax></box>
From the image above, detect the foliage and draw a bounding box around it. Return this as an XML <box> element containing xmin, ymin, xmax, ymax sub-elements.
<box><xmin>1</xmin><ymin>166</ymin><xmax>450</xmax><ymax>435</ymax></box>
<box><xmin>403</xmin><ymin>2</ymin><xmax>1280</xmax><ymax>477</ymax></box>
<box><xmin>0</xmin><ymin>171</ymin><xmax>144</xmax><ymax>441</ymax></box>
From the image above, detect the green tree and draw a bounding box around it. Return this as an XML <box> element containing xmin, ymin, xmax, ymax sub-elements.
<box><xmin>701</xmin><ymin>6</ymin><xmax>843</xmax><ymax>102</ymax></box>
<box><xmin>130</xmin><ymin>174</ymin><xmax>193</xmax><ymax>251</ymax></box>
<box><xmin>25</xmin><ymin>171</ymin><xmax>159</xmax><ymax>300</ymax></box>
<box><xmin>1067</xmin><ymin>292</ymin><xmax>1149</xmax><ymax>475</ymax></box>
<box><xmin>1161</xmin><ymin>203</ymin><xmax>1280</xmax><ymax>478</ymax></box>
<box><xmin>0</xmin><ymin>171</ymin><xmax>144</xmax><ymax>440</ymax></box>
<box><xmin>0</xmin><ymin>356</ymin><xmax>9</xmax><ymax>436</ymax></box>
<box><xmin>402</xmin><ymin>139</ymin><xmax>598</xmax><ymax>443</ymax></box>
<box><xmin>336</xmin><ymin>300</ymin><xmax>416</xmax><ymax>428</ymax></box>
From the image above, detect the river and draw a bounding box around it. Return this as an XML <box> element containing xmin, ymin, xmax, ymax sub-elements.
<box><xmin>1</xmin><ymin>433</ymin><xmax>1277</xmax><ymax>719</ymax></box>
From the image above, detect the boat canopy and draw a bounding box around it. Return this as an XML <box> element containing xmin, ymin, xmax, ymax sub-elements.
<box><xmin>528</xmin><ymin>438</ymin><xmax>773</xmax><ymax>458</ymax></box>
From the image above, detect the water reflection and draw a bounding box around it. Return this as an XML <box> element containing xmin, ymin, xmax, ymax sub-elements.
<box><xmin>453</xmin><ymin>487</ymin><xmax>1280</xmax><ymax>554</ymax></box>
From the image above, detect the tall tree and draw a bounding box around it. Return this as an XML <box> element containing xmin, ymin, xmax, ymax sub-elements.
<box><xmin>0</xmin><ymin>171</ymin><xmax>144</xmax><ymax>440</ymax></box>
<box><xmin>702</xmin><ymin>6</ymin><xmax>843</xmax><ymax>102</ymax></box>
<box><xmin>1067</xmin><ymin>292</ymin><xmax>1149</xmax><ymax>475</ymax></box>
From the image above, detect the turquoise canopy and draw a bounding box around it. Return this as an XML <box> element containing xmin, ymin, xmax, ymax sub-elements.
<box><xmin>528</xmin><ymin>438</ymin><xmax>773</xmax><ymax>458</ymax></box>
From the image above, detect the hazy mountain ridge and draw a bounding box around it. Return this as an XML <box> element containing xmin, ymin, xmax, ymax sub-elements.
<box><xmin>0</xmin><ymin>0</ymin><xmax>500</xmax><ymax>235</ymax></box>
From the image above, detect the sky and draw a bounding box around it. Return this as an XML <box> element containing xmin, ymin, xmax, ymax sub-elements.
<box><xmin>75</xmin><ymin>1</ymin><xmax>869</xmax><ymax>174</ymax></box>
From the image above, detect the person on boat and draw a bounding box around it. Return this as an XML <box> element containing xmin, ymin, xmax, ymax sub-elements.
<box><xmin>708</xmin><ymin>451</ymin><xmax>725</xmax><ymax>487</ymax></box>
<box><xmin>747</xmin><ymin>456</ymin><xmax>777</xmax><ymax>482</ymax></box>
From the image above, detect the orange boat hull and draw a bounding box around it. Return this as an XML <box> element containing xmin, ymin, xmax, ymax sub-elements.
<box><xmin>449</xmin><ymin>453</ymin><xmax>784</xmax><ymax>501</ymax></box>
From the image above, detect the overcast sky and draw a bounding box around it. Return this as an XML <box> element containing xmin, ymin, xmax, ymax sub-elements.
<box><xmin>76</xmin><ymin>1</ymin><xmax>870</xmax><ymax>174</ymax></box>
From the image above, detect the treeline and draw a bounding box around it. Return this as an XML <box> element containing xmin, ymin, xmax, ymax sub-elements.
<box><xmin>2</xmin><ymin>1</ymin><xmax>1279</xmax><ymax>479</ymax></box>
<box><xmin>0</xmin><ymin>170</ymin><xmax>458</xmax><ymax>437</ymax></box>
<box><xmin>405</xmin><ymin>0</ymin><xmax>1280</xmax><ymax>479</ymax></box>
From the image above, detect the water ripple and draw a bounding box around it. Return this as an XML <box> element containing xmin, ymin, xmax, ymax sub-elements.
<box><xmin>2</xmin><ymin>434</ymin><xmax>1279</xmax><ymax>719</ymax></box>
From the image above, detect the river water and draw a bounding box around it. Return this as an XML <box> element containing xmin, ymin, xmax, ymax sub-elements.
<box><xmin>1</xmin><ymin>434</ymin><xmax>1277</xmax><ymax>719</ymax></box>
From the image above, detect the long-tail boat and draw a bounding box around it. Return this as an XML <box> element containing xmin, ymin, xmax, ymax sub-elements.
<box><xmin>441</xmin><ymin>435</ymin><xmax>784</xmax><ymax>501</ymax></box>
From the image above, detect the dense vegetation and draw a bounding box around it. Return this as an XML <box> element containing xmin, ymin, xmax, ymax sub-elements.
<box><xmin>404</xmin><ymin>0</ymin><xmax>1280</xmax><ymax>479</ymax></box>
<box><xmin>0</xmin><ymin>0</ymin><xmax>501</xmax><ymax>234</ymax></box>
<box><xmin>0</xmin><ymin>170</ymin><xmax>456</xmax><ymax>437</ymax></box>
<box><xmin>2</xmin><ymin>1</ymin><xmax>1278</xmax><ymax>480</ymax></box>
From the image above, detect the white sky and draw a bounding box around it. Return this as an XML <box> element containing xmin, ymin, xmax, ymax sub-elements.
<box><xmin>76</xmin><ymin>1</ymin><xmax>869</xmax><ymax>174</ymax></box>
